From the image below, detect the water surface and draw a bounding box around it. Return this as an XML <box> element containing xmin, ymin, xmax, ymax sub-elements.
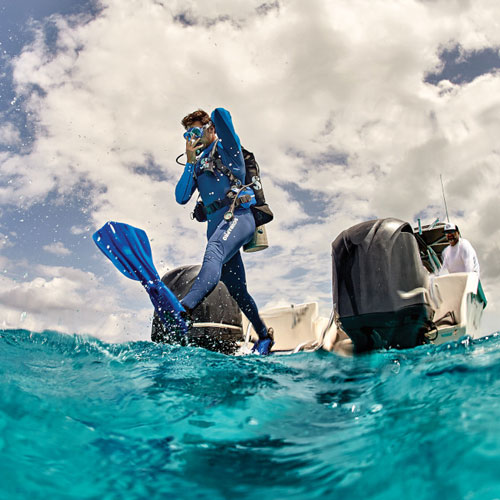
<box><xmin>1</xmin><ymin>329</ymin><xmax>500</xmax><ymax>499</ymax></box>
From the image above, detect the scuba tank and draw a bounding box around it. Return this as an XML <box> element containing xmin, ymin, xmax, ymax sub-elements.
<box><xmin>241</xmin><ymin>148</ymin><xmax>274</xmax><ymax>228</ymax></box>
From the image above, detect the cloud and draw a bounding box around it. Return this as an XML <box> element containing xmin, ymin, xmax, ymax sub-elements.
<box><xmin>0</xmin><ymin>232</ymin><xmax>14</xmax><ymax>251</ymax></box>
<box><xmin>1</xmin><ymin>0</ymin><xmax>500</xmax><ymax>339</ymax></box>
<box><xmin>0</xmin><ymin>122</ymin><xmax>21</xmax><ymax>147</ymax></box>
<box><xmin>0</xmin><ymin>261</ymin><xmax>154</xmax><ymax>342</ymax></box>
<box><xmin>70</xmin><ymin>224</ymin><xmax>90</xmax><ymax>235</ymax></box>
<box><xmin>43</xmin><ymin>241</ymin><xmax>71</xmax><ymax>255</ymax></box>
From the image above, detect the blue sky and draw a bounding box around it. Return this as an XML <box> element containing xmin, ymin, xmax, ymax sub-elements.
<box><xmin>1</xmin><ymin>0</ymin><xmax>500</xmax><ymax>341</ymax></box>
<box><xmin>0</xmin><ymin>0</ymin><xmax>100</xmax><ymax>273</ymax></box>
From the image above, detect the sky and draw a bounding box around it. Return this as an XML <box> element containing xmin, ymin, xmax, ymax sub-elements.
<box><xmin>1</xmin><ymin>0</ymin><xmax>499</xmax><ymax>342</ymax></box>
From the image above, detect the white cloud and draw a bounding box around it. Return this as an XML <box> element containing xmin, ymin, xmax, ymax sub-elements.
<box><xmin>0</xmin><ymin>123</ymin><xmax>21</xmax><ymax>147</ymax></box>
<box><xmin>0</xmin><ymin>232</ymin><xmax>13</xmax><ymax>251</ymax></box>
<box><xmin>43</xmin><ymin>241</ymin><xmax>72</xmax><ymax>255</ymax></box>
<box><xmin>1</xmin><ymin>0</ymin><xmax>500</xmax><ymax>339</ymax></box>
<box><xmin>0</xmin><ymin>262</ymin><xmax>154</xmax><ymax>342</ymax></box>
<box><xmin>70</xmin><ymin>225</ymin><xmax>90</xmax><ymax>235</ymax></box>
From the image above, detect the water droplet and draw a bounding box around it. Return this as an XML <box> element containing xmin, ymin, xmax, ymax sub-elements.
<box><xmin>391</xmin><ymin>360</ymin><xmax>401</xmax><ymax>374</ymax></box>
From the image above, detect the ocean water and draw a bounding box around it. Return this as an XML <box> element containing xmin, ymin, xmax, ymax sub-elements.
<box><xmin>1</xmin><ymin>329</ymin><xmax>500</xmax><ymax>500</ymax></box>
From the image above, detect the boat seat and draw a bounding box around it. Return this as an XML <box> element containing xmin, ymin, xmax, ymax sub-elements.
<box><xmin>242</xmin><ymin>302</ymin><xmax>326</xmax><ymax>351</ymax></box>
<box><xmin>431</xmin><ymin>274</ymin><xmax>468</xmax><ymax>326</ymax></box>
<box><xmin>434</xmin><ymin>310</ymin><xmax>456</xmax><ymax>326</ymax></box>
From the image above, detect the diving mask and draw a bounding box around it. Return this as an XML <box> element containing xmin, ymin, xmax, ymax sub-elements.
<box><xmin>183</xmin><ymin>123</ymin><xmax>211</xmax><ymax>142</ymax></box>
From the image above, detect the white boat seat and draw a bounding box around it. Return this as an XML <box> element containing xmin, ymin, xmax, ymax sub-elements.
<box><xmin>431</xmin><ymin>274</ymin><xmax>469</xmax><ymax>326</ymax></box>
<box><xmin>242</xmin><ymin>302</ymin><xmax>327</xmax><ymax>351</ymax></box>
<box><xmin>434</xmin><ymin>310</ymin><xmax>456</xmax><ymax>326</ymax></box>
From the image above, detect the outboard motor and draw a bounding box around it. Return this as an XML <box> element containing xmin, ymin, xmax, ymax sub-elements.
<box><xmin>331</xmin><ymin>218</ymin><xmax>433</xmax><ymax>352</ymax></box>
<box><xmin>151</xmin><ymin>265</ymin><xmax>243</xmax><ymax>354</ymax></box>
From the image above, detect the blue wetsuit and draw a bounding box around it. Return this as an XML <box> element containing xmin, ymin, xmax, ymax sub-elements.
<box><xmin>175</xmin><ymin>108</ymin><xmax>268</xmax><ymax>339</ymax></box>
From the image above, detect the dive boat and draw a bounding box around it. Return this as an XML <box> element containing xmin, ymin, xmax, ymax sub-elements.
<box><xmin>411</xmin><ymin>219</ymin><xmax>486</xmax><ymax>346</ymax></box>
<box><xmin>151</xmin><ymin>218</ymin><xmax>487</xmax><ymax>354</ymax></box>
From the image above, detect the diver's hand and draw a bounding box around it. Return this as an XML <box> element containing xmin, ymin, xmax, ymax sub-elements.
<box><xmin>252</xmin><ymin>336</ymin><xmax>274</xmax><ymax>356</ymax></box>
<box><xmin>186</xmin><ymin>138</ymin><xmax>201</xmax><ymax>164</ymax></box>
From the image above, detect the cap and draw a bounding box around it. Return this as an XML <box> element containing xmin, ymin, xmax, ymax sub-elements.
<box><xmin>444</xmin><ymin>223</ymin><xmax>459</xmax><ymax>233</ymax></box>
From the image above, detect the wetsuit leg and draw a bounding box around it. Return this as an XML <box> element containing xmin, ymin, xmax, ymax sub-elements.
<box><xmin>181</xmin><ymin>210</ymin><xmax>255</xmax><ymax>311</ymax></box>
<box><xmin>220</xmin><ymin>251</ymin><xmax>268</xmax><ymax>338</ymax></box>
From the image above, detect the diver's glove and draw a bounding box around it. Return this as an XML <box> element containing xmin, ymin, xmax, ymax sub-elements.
<box><xmin>252</xmin><ymin>328</ymin><xmax>274</xmax><ymax>356</ymax></box>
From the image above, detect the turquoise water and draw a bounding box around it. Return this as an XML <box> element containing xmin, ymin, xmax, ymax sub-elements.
<box><xmin>2</xmin><ymin>329</ymin><xmax>500</xmax><ymax>500</ymax></box>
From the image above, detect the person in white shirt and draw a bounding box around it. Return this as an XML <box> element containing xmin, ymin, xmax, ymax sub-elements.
<box><xmin>439</xmin><ymin>223</ymin><xmax>480</xmax><ymax>277</ymax></box>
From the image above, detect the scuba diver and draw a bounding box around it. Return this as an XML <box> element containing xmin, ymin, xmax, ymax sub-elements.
<box><xmin>175</xmin><ymin>108</ymin><xmax>274</xmax><ymax>355</ymax></box>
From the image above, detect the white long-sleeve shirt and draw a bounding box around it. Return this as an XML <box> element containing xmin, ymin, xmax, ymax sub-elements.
<box><xmin>440</xmin><ymin>238</ymin><xmax>480</xmax><ymax>277</ymax></box>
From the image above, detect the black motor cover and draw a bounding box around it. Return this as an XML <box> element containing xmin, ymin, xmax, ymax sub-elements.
<box><xmin>151</xmin><ymin>265</ymin><xmax>243</xmax><ymax>354</ymax></box>
<box><xmin>331</xmin><ymin>218</ymin><xmax>432</xmax><ymax>352</ymax></box>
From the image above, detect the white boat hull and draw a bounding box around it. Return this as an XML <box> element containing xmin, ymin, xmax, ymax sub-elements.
<box><xmin>241</xmin><ymin>273</ymin><xmax>485</xmax><ymax>354</ymax></box>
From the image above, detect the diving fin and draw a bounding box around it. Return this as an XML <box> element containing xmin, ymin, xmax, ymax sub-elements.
<box><xmin>93</xmin><ymin>221</ymin><xmax>188</xmax><ymax>336</ymax></box>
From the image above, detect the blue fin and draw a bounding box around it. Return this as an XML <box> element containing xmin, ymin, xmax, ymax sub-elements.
<box><xmin>93</xmin><ymin>221</ymin><xmax>188</xmax><ymax>335</ymax></box>
<box><xmin>251</xmin><ymin>337</ymin><xmax>274</xmax><ymax>356</ymax></box>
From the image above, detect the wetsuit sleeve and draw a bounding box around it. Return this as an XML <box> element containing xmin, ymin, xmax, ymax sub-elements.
<box><xmin>211</xmin><ymin>108</ymin><xmax>245</xmax><ymax>180</ymax></box>
<box><xmin>175</xmin><ymin>162</ymin><xmax>197</xmax><ymax>204</ymax></box>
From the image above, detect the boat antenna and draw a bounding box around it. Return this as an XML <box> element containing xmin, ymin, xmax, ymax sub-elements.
<box><xmin>440</xmin><ymin>174</ymin><xmax>450</xmax><ymax>223</ymax></box>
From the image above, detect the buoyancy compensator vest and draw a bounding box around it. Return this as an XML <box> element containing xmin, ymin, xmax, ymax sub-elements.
<box><xmin>191</xmin><ymin>143</ymin><xmax>274</xmax><ymax>228</ymax></box>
